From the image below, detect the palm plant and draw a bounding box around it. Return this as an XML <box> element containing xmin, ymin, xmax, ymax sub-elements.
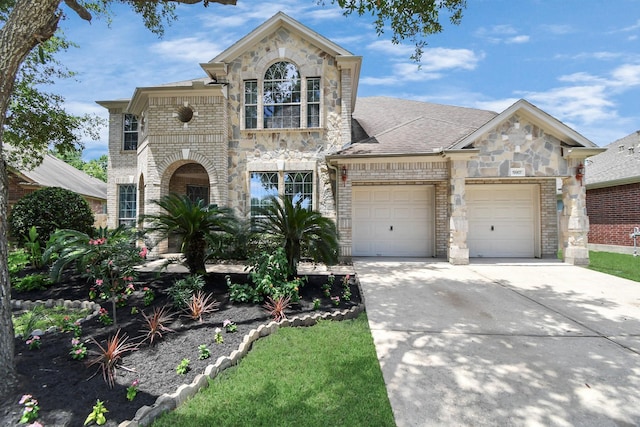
<box><xmin>253</xmin><ymin>196</ymin><xmax>339</xmax><ymax>276</ymax></box>
<box><xmin>142</xmin><ymin>194</ymin><xmax>238</xmax><ymax>275</ymax></box>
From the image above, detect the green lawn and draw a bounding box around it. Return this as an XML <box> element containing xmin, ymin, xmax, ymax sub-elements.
<box><xmin>153</xmin><ymin>313</ymin><xmax>395</xmax><ymax>427</ymax></box>
<box><xmin>588</xmin><ymin>251</ymin><xmax>640</xmax><ymax>282</ymax></box>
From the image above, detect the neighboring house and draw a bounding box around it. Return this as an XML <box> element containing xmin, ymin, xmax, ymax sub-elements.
<box><xmin>586</xmin><ymin>131</ymin><xmax>640</xmax><ymax>254</ymax></box>
<box><xmin>7</xmin><ymin>150</ymin><xmax>108</xmax><ymax>227</ymax></box>
<box><xmin>98</xmin><ymin>12</ymin><xmax>604</xmax><ymax>265</ymax></box>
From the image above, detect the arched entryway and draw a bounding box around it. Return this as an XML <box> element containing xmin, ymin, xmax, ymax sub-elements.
<box><xmin>166</xmin><ymin>162</ymin><xmax>210</xmax><ymax>251</ymax></box>
<box><xmin>168</xmin><ymin>163</ymin><xmax>210</xmax><ymax>205</ymax></box>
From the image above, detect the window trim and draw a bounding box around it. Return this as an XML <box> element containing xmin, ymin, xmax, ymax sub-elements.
<box><xmin>123</xmin><ymin>114</ymin><xmax>138</xmax><ymax>151</ymax></box>
<box><xmin>249</xmin><ymin>170</ymin><xmax>315</xmax><ymax>218</ymax></box>
<box><xmin>118</xmin><ymin>184</ymin><xmax>137</xmax><ymax>227</ymax></box>
<box><xmin>242</xmin><ymin>61</ymin><xmax>321</xmax><ymax>131</ymax></box>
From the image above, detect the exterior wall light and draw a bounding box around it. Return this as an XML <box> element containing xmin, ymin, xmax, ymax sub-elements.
<box><xmin>576</xmin><ymin>163</ymin><xmax>585</xmax><ymax>185</ymax></box>
<box><xmin>341</xmin><ymin>165</ymin><xmax>348</xmax><ymax>186</ymax></box>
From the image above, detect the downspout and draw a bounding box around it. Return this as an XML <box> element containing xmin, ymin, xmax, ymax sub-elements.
<box><xmin>327</xmin><ymin>161</ymin><xmax>340</xmax><ymax>228</ymax></box>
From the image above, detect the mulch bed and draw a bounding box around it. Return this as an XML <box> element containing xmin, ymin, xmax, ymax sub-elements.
<box><xmin>1</xmin><ymin>269</ymin><xmax>360</xmax><ymax>426</ymax></box>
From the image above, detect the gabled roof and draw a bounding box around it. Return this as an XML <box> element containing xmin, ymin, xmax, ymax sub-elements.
<box><xmin>205</xmin><ymin>12</ymin><xmax>361</xmax><ymax>111</ymax></box>
<box><xmin>586</xmin><ymin>131</ymin><xmax>640</xmax><ymax>188</ymax></box>
<box><xmin>209</xmin><ymin>12</ymin><xmax>356</xmax><ymax>63</ymax></box>
<box><xmin>337</xmin><ymin>97</ymin><xmax>497</xmax><ymax>156</ymax></box>
<box><xmin>9</xmin><ymin>150</ymin><xmax>107</xmax><ymax>201</ymax></box>
<box><xmin>451</xmin><ymin>99</ymin><xmax>598</xmax><ymax>150</ymax></box>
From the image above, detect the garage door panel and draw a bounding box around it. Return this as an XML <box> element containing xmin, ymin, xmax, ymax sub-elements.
<box><xmin>467</xmin><ymin>184</ymin><xmax>537</xmax><ymax>258</ymax></box>
<box><xmin>353</xmin><ymin>185</ymin><xmax>434</xmax><ymax>257</ymax></box>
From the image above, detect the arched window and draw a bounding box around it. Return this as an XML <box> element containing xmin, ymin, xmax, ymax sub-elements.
<box><xmin>263</xmin><ymin>61</ymin><xmax>301</xmax><ymax>128</ymax></box>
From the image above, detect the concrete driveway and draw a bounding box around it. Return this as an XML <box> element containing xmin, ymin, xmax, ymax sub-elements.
<box><xmin>353</xmin><ymin>258</ymin><xmax>640</xmax><ymax>427</ymax></box>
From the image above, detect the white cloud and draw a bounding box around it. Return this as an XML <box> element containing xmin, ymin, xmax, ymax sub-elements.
<box><xmin>367</xmin><ymin>40</ymin><xmax>415</xmax><ymax>57</ymax></box>
<box><xmin>150</xmin><ymin>37</ymin><xmax>224</xmax><ymax>62</ymax></box>
<box><xmin>610</xmin><ymin>64</ymin><xmax>640</xmax><ymax>87</ymax></box>
<box><xmin>554</xmin><ymin>51</ymin><xmax>626</xmax><ymax>61</ymax></box>
<box><xmin>420</xmin><ymin>48</ymin><xmax>482</xmax><ymax>72</ymax></box>
<box><xmin>475</xmin><ymin>24</ymin><xmax>528</xmax><ymax>44</ymax></box>
<box><xmin>557</xmin><ymin>72</ymin><xmax>608</xmax><ymax>84</ymax></box>
<box><xmin>612</xmin><ymin>19</ymin><xmax>640</xmax><ymax>33</ymax></box>
<box><xmin>367</xmin><ymin>41</ymin><xmax>481</xmax><ymax>72</ymax></box>
<box><xmin>506</xmin><ymin>35</ymin><xmax>530</xmax><ymax>44</ymax></box>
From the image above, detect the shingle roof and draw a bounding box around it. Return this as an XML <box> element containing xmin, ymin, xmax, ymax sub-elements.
<box><xmin>586</xmin><ymin>131</ymin><xmax>640</xmax><ymax>187</ymax></box>
<box><xmin>338</xmin><ymin>97</ymin><xmax>497</xmax><ymax>156</ymax></box>
<box><xmin>10</xmin><ymin>150</ymin><xmax>107</xmax><ymax>200</ymax></box>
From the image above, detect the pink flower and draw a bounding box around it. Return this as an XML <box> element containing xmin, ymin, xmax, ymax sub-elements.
<box><xmin>71</xmin><ymin>338</ymin><xmax>80</xmax><ymax>346</ymax></box>
<box><xmin>19</xmin><ymin>395</ymin><xmax>32</xmax><ymax>405</ymax></box>
<box><xmin>127</xmin><ymin>283</ymin><xmax>135</xmax><ymax>291</ymax></box>
<box><xmin>132</xmin><ymin>379</ymin><xmax>140</xmax><ymax>387</ymax></box>
<box><xmin>143</xmin><ymin>287</ymin><xmax>149</xmax><ymax>292</ymax></box>
<box><xmin>95</xmin><ymin>279</ymin><xmax>103</xmax><ymax>287</ymax></box>
<box><xmin>139</xmin><ymin>247</ymin><xmax>148</xmax><ymax>258</ymax></box>
<box><xmin>75</xmin><ymin>349</ymin><xmax>83</xmax><ymax>355</ymax></box>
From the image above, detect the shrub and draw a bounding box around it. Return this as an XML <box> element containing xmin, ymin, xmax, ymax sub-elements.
<box><xmin>8</xmin><ymin>248</ymin><xmax>29</xmax><ymax>278</ymax></box>
<box><xmin>226</xmin><ymin>276</ymin><xmax>261</xmax><ymax>304</ymax></box>
<box><xmin>168</xmin><ymin>275</ymin><xmax>205</xmax><ymax>309</ymax></box>
<box><xmin>249</xmin><ymin>248</ymin><xmax>305</xmax><ymax>302</ymax></box>
<box><xmin>9</xmin><ymin>186</ymin><xmax>94</xmax><ymax>245</ymax></box>
<box><xmin>12</xmin><ymin>273</ymin><xmax>52</xmax><ymax>292</ymax></box>
<box><xmin>45</xmin><ymin>227</ymin><xmax>146</xmax><ymax>328</ymax></box>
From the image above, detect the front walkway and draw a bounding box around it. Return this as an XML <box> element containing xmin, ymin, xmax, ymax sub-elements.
<box><xmin>354</xmin><ymin>258</ymin><xmax>640</xmax><ymax>426</ymax></box>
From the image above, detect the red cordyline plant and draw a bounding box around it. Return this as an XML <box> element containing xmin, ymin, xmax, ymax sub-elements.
<box><xmin>86</xmin><ymin>329</ymin><xmax>139</xmax><ymax>388</ymax></box>
<box><xmin>140</xmin><ymin>305</ymin><xmax>175</xmax><ymax>345</ymax></box>
<box><xmin>182</xmin><ymin>291</ymin><xmax>219</xmax><ymax>322</ymax></box>
<box><xmin>263</xmin><ymin>295</ymin><xmax>292</xmax><ymax>322</ymax></box>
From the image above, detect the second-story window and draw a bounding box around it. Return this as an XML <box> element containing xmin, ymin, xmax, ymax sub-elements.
<box><xmin>263</xmin><ymin>62</ymin><xmax>301</xmax><ymax>129</ymax></box>
<box><xmin>244</xmin><ymin>80</ymin><xmax>258</xmax><ymax>129</ymax></box>
<box><xmin>306</xmin><ymin>77</ymin><xmax>320</xmax><ymax>128</ymax></box>
<box><xmin>123</xmin><ymin>114</ymin><xmax>138</xmax><ymax>151</ymax></box>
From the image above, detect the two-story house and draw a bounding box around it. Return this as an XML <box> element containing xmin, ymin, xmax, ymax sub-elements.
<box><xmin>98</xmin><ymin>12</ymin><xmax>603</xmax><ymax>265</ymax></box>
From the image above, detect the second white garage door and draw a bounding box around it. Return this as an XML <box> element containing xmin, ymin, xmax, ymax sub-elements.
<box><xmin>467</xmin><ymin>184</ymin><xmax>539</xmax><ymax>258</ymax></box>
<box><xmin>352</xmin><ymin>185</ymin><xmax>434</xmax><ymax>257</ymax></box>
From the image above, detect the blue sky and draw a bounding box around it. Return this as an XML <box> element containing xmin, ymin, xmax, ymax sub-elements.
<box><xmin>48</xmin><ymin>0</ymin><xmax>640</xmax><ymax>160</ymax></box>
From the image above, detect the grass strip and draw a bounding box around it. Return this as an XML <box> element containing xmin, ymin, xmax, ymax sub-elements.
<box><xmin>588</xmin><ymin>251</ymin><xmax>640</xmax><ymax>282</ymax></box>
<box><xmin>153</xmin><ymin>313</ymin><xmax>395</xmax><ymax>427</ymax></box>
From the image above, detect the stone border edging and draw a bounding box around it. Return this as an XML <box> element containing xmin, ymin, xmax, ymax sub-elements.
<box><xmin>118</xmin><ymin>302</ymin><xmax>365</xmax><ymax>427</ymax></box>
<box><xmin>11</xmin><ymin>299</ymin><xmax>102</xmax><ymax>337</ymax></box>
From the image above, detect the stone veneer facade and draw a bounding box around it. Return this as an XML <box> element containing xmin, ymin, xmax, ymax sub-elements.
<box><xmin>103</xmin><ymin>18</ymin><xmax>355</xmax><ymax>248</ymax></box>
<box><xmin>102</xmin><ymin>14</ymin><xmax>596</xmax><ymax>265</ymax></box>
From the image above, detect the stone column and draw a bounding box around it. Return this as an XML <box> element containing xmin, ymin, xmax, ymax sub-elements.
<box><xmin>448</xmin><ymin>159</ymin><xmax>469</xmax><ymax>265</ymax></box>
<box><xmin>560</xmin><ymin>161</ymin><xmax>590</xmax><ymax>265</ymax></box>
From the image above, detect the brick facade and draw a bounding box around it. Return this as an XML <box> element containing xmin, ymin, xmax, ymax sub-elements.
<box><xmin>587</xmin><ymin>183</ymin><xmax>640</xmax><ymax>246</ymax></box>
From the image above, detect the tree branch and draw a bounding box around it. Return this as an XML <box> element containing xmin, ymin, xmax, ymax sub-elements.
<box><xmin>64</xmin><ymin>0</ymin><xmax>92</xmax><ymax>21</ymax></box>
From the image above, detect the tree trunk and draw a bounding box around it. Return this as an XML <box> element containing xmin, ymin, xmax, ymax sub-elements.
<box><xmin>0</xmin><ymin>0</ymin><xmax>62</xmax><ymax>398</ymax></box>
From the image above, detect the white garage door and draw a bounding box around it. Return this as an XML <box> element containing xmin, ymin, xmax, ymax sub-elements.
<box><xmin>467</xmin><ymin>184</ymin><xmax>539</xmax><ymax>258</ymax></box>
<box><xmin>352</xmin><ymin>185</ymin><xmax>434</xmax><ymax>257</ymax></box>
